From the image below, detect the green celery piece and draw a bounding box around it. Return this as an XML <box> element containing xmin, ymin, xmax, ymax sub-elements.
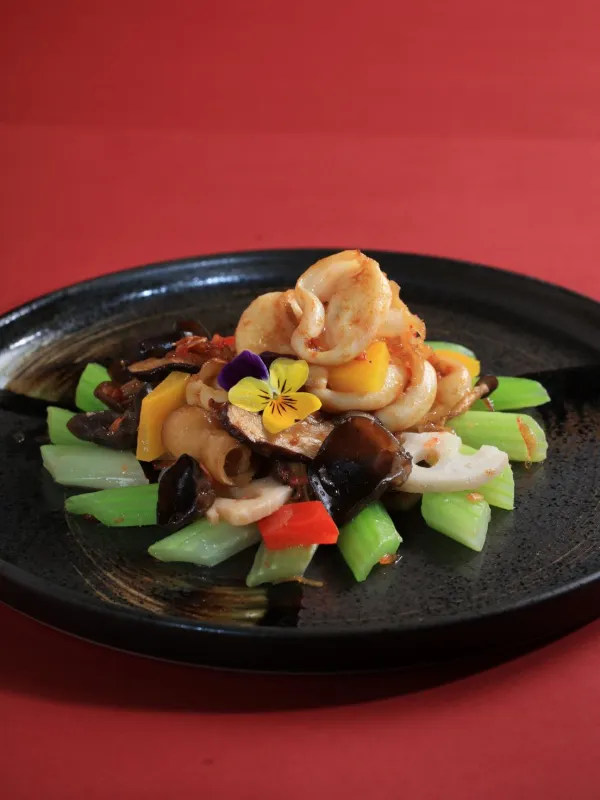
<box><xmin>75</xmin><ymin>363</ymin><xmax>111</xmax><ymax>412</ymax></box>
<box><xmin>47</xmin><ymin>406</ymin><xmax>94</xmax><ymax>447</ymax></box>
<box><xmin>449</xmin><ymin>411</ymin><xmax>547</xmax><ymax>462</ymax></box>
<box><xmin>421</xmin><ymin>492</ymin><xmax>491</xmax><ymax>552</ymax></box>
<box><xmin>149</xmin><ymin>519</ymin><xmax>260</xmax><ymax>567</ymax></box>
<box><xmin>66</xmin><ymin>484</ymin><xmax>158</xmax><ymax>526</ymax></box>
<box><xmin>41</xmin><ymin>444</ymin><xmax>148</xmax><ymax>489</ymax></box>
<box><xmin>460</xmin><ymin>444</ymin><xmax>515</xmax><ymax>510</ymax></box>
<box><xmin>338</xmin><ymin>502</ymin><xmax>402</xmax><ymax>582</ymax></box>
<box><xmin>471</xmin><ymin>377</ymin><xmax>550</xmax><ymax>412</ymax></box>
<box><xmin>246</xmin><ymin>543</ymin><xmax>317</xmax><ymax>587</ymax></box>
<box><xmin>426</xmin><ymin>341</ymin><xmax>477</xmax><ymax>359</ymax></box>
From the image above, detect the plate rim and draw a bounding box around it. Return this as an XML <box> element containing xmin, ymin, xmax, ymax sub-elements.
<box><xmin>2</xmin><ymin>246</ymin><xmax>599</xmax><ymax>328</ymax></box>
<box><xmin>1</xmin><ymin>248</ymin><xmax>599</xmax><ymax>667</ymax></box>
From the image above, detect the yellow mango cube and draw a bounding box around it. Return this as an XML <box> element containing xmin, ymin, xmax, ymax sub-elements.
<box><xmin>136</xmin><ymin>371</ymin><xmax>191</xmax><ymax>461</ymax></box>
<box><xmin>327</xmin><ymin>341</ymin><xmax>390</xmax><ymax>394</ymax></box>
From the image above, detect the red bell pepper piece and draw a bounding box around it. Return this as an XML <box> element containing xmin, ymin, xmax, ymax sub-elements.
<box><xmin>258</xmin><ymin>502</ymin><xmax>339</xmax><ymax>550</ymax></box>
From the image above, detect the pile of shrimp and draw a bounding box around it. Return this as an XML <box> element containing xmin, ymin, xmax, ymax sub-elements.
<box><xmin>235</xmin><ymin>250</ymin><xmax>485</xmax><ymax>432</ymax></box>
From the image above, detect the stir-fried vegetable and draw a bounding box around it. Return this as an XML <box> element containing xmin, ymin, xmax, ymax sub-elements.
<box><xmin>246</xmin><ymin>543</ymin><xmax>318</xmax><ymax>587</ymax></box>
<box><xmin>42</xmin><ymin>444</ymin><xmax>148</xmax><ymax>489</ymax></box>
<box><xmin>36</xmin><ymin>251</ymin><xmax>555</xmax><ymax>591</ymax></box>
<box><xmin>338</xmin><ymin>502</ymin><xmax>402</xmax><ymax>582</ymax></box>
<box><xmin>75</xmin><ymin>363</ymin><xmax>112</xmax><ymax>412</ymax></box>
<box><xmin>421</xmin><ymin>491</ymin><xmax>491</xmax><ymax>552</ymax></box>
<box><xmin>327</xmin><ymin>341</ymin><xmax>390</xmax><ymax>393</ymax></box>
<box><xmin>460</xmin><ymin>445</ymin><xmax>514</xmax><ymax>510</ymax></box>
<box><xmin>471</xmin><ymin>377</ymin><xmax>550</xmax><ymax>411</ymax></box>
<box><xmin>258</xmin><ymin>502</ymin><xmax>339</xmax><ymax>549</ymax></box>
<box><xmin>449</xmin><ymin>411</ymin><xmax>548</xmax><ymax>462</ymax></box>
<box><xmin>149</xmin><ymin>519</ymin><xmax>260</xmax><ymax>567</ymax></box>
<box><xmin>136</xmin><ymin>371</ymin><xmax>190</xmax><ymax>461</ymax></box>
<box><xmin>66</xmin><ymin>484</ymin><xmax>159</xmax><ymax>526</ymax></box>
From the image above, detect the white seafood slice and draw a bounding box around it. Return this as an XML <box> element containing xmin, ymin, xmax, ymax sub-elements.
<box><xmin>311</xmin><ymin>364</ymin><xmax>404</xmax><ymax>412</ymax></box>
<box><xmin>399</xmin><ymin>431</ymin><xmax>509</xmax><ymax>493</ymax></box>
<box><xmin>376</xmin><ymin>361</ymin><xmax>437</xmax><ymax>431</ymax></box>
<box><xmin>235</xmin><ymin>291</ymin><xmax>296</xmax><ymax>355</ymax></box>
<box><xmin>291</xmin><ymin>250</ymin><xmax>392</xmax><ymax>365</ymax></box>
<box><xmin>206</xmin><ymin>478</ymin><xmax>292</xmax><ymax>526</ymax></box>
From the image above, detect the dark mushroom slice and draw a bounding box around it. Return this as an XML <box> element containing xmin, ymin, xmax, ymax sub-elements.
<box><xmin>67</xmin><ymin>409</ymin><xmax>138</xmax><ymax>451</ymax></box>
<box><xmin>126</xmin><ymin>356</ymin><xmax>201</xmax><ymax>384</ymax></box>
<box><xmin>221</xmin><ymin>404</ymin><xmax>334</xmax><ymax>462</ymax></box>
<box><xmin>67</xmin><ymin>382</ymin><xmax>150</xmax><ymax>450</ymax></box>
<box><xmin>93</xmin><ymin>380</ymin><xmax>126</xmax><ymax>412</ymax></box>
<box><xmin>94</xmin><ymin>377</ymin><xmax>149</xmax><ymax>412</ymax></box>
<box><xmin>308</xmin><ymin>415</ymin><xmax>413</xmax><ymax>526</ymax></box>
<box><xmin>157</xmin><ymin>454</ymin><xmax>215</xmax><ymax>532</ymax></box>
<box><xmin>108</xmin><ymin>321</ymin><xmax>210</xmax><ymax>382</ymax></box>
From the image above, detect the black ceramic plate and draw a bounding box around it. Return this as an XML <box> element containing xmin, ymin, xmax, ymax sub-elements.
<box><xmin>0</xmin><ymin>250</ymin><xmax>599</xmax><ymax>673</ymax></box>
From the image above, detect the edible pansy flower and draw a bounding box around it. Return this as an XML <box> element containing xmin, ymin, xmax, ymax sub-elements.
<box><xmin>217</xmin><ymin>349</ymin><xmax>269</xmax><ymax>391</ymax></box>
<box><xmin>225</xmin><ymin>354</ymin><xmax>322</xmax><ymax>435</ymax></box>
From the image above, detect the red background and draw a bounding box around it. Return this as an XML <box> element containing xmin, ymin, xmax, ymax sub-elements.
<box><xmin>1</xmin><ymin>1</ymin><xmax>599</xmax><ymax>797</ymax></box>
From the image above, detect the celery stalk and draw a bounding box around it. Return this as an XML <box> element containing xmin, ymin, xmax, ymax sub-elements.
<box><xmin>149</xmin><ymin>519</ymin><xmax>260</xmax><ymax>567</ymax></box>
<box><xmin>426</xmin><ymin>341</ymin><xmax>476</xmax><ymax>359</ymax></box>
<box><xmin>460</xmin><ymin>445</ymin><xmax>515</xmax><ymax>510</ymax></box>
<box><xmin>66</xmin><ymin>484</ymin><xmax>158</xmax><ymax>526</ymax></box>
<box><xmin>338</xmin><ymin>502</ymin><xmax>402</xmax><ymax>582</ymax></box>
<box><xmin>246</xmin><ymin>543</ymin><xmax>317</xmax><ymax>587</ymax></box>
<box><xmin>47</xmin><ymin>406</ymin><xmax>94</xmax><ymax>447</ymax></box>
<box><xmin>449</xmin><ymin>411</ymin><xmax>547</xmax><ymax>462</ymax></box>
<box><xmin>41</xmin><ymin>444</ymin><xmax>148</xmax><ymax>489</ymax></box>
<box><xmin>421</xmin><ymin>492</ymin><xmax>491</xmax><ymax>552</ymax></box>
<box><xmin>75</xmin><ymin>363</ymin><xmax>111</xmax><ymax>412</ymax></box>
<box><xmin>472</xmin><ymin>377</ymin><xmax>550</xmax><ymax>411</ymax></box>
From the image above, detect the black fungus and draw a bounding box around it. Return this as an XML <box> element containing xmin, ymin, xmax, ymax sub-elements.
<box><xmin>308</xmin><ymin>415</ymin><xmax>412</xmax><ymax>526</ymax></box>
<box><xmin>157</xmin><ymin>454</ymin><xmax>215</xmax><ymax>531</ymax></box>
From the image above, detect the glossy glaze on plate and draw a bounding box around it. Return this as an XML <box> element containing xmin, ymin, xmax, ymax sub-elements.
<box><xmin>0</xmin><ymin>250</ymin><xmax>599</xmax><ymax>671</ymax></box>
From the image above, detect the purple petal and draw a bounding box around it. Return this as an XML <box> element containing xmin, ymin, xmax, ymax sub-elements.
<box><xmin>217</xmin><ymin>350</ymin><xmax>269</xmax><ymax>390</ymax></box>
